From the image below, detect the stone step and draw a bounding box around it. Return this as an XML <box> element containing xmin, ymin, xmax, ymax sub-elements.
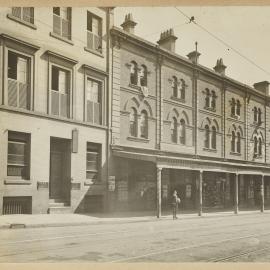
<box><xmin>48</xmin><ymin>206</ymin><xmax>72</xmax><ymax>214</ymax></box>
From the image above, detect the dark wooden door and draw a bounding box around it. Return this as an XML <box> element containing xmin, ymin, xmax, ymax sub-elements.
<box><xmin>49</xmin><ymin>151</ymin><xmax>63</xmax><ymax>199</ymax></box>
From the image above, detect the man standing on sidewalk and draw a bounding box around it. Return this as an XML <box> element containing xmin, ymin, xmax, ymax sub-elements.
<box><xmin>172</xmin><ymin>190</ymin><xmax>181</xmax><ymax>220</ymax></box>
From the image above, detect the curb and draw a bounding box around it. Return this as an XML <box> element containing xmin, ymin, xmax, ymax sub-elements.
<box><xmin>0</xmin><ymin>210</ymin><xmax>268</xmax><ymax>230</ymax></box>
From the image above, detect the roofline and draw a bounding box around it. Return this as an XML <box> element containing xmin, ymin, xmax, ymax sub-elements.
<box><xmin>111</xmin><ymin>26</ymin><xmax>269</xmax><ymax>99</ymax></box>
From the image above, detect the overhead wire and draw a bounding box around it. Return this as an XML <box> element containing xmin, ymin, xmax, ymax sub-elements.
<box><xmin>174</xmin><ymin>6</ymin><xmax>270</xmax><ymax>77</ymax></box>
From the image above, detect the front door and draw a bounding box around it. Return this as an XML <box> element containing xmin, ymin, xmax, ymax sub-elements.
<box><xmin>50</xmin><ymin>151</ymin><xmax>63</xmax><ymax>199</ymax></box>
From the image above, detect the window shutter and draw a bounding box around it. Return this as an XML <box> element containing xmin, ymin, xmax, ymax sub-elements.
<box><xmin>8</xmin><ymin>79</ymin><xmax>18</xmax><ymax>107</ymax></box>
<box><xmin>87</xmin><ymin>11</ymin><xmax>92</xmax><ymax>31</ymax></box>
<box><xmin>12</xmin><ymin>7</ymin><xmax>22</xmax><ymax>19</ymax></box>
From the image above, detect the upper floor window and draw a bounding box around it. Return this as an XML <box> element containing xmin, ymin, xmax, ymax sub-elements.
<box><xmin>236</xmin><ymin>100</ymin><xmax>241</xmax><ymax>116</ymax></box>
<box><xmin>140</xmin><ymin>65</ymin><xmax>147</xmax><ymax>87</ymax></box>
<box><xmin>258</xmin><ymin>108</ymin><xmax>262</xmax><ymax>124</ymax></box>
<box><xmin>254</xmin><ymin>107</ymin><xmax>262</xmax><ymax>125</ymax></box>
<box><xmin>53</xmin><ymin>7</ymin><xmax>71</xmax><ymax>40</ymax></box>
<box><xmin>51</xmin><ymin>65</ymin><xmax>70</xmax><ymax>118</ymax></box>
<box><xmin>11</xmin><ymin>7</ymin><xmax>34</xmax><ymax>24</ymax></box>
<box><xmin>86</xmin><ymin>78</ymin><xmax>102</xmax><ymax>125</ymax></box>
<box><xmin>231</xmin><ymin>130</ymin><xmax>236</xmax><ymax>153</ymax></box>
<box><xmin>258</xmin><ymin>137</ymin><xmax>262</xmax><ymax>156</ymax></box>
<box><xmin>253</xmin><ymin>134</ymin><xmax>263</xmax><ymax>158</ymax></box>
<box><xmin>211</xmin><ymin>126</ymin><xmax>216</xmax><ymax>149</ymax></box>
<box><xmin>7</xmin><ymin>131</ymin><xmax>30</xmax><ymax>180</ymax></box>
<box><xmin>236</xmin><ymin>132</ymin><xmax>241</xmax><ymax>154</ymax></box>
<box><xmin>130</xmin><ymin>107</ymin><xmax>138</xmax><ymax>137</ymax></box>
<box><xmin>179</xmin><ymin>119</ymin><xmax>186</xmax><ymax>145</ymax></box>
<box><xmin>204</xmin><ymin>89</ymin><xmax>216</xmax><ymax>110</ymax></box>
<box><xmin>86</xmin><ymin>143</ymin><xmax>101</xmax><ymax>181</ymax></box>
<box><xmin>204</xmin><ymin>125</ymin><xmax>210</xmax><ymax>149</ymax></box>
<box><xmin>254</xmin><ymin>106</ymin><xmax>258</xmax><ymax>122</ymax></box>
<box><xmin>172</xmin><ymin>76</ymin><xmax>178</xmax><ymax>98</ymax></box>
<box><xmin>140</xmin><ymin>110</ymin><xmax>148</xmax><ymax>139</ymax></box>
<box><xmin>231</xmin><ymin>98</ymin><xmax>236</xmax><ymax>116</ymax></box>
<box><xmin>87</xmin><ymin>11</ymin><xmax>102</xmax><ymax>53</ymax></box>
<box><xmin>7</xmin><ymin>51</ymin><xmax>30</xmax><ymax>110</ymax></box>
<box><xmin>171</xmin><ymin>117</ymin><xmax>178</xmax><ymax>143</ymax></box>
<box><xmin>231</xmin><ymin>98</ymin><xmax>241</xmax><ymax>117</ymax></box>
<box><xmin>180</xmin><ymin>79</ymin><xmax>186</xmax><ymax>100</ymax></box>
<box><xmin>130</xmin><ymin>61</ymin><xmax>138</xmax><ymax>85</ymax></box>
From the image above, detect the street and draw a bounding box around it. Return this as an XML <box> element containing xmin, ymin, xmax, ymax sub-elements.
<box><xmin>1</xmin><ymin>212</ymin><xmax>270</xmax><ymax>262</ymax></box>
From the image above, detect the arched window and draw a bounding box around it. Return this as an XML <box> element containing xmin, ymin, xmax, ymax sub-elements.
<box><xmin>258</xmin><ymin>108</ymin><xmax>262</xmax><ymax>124</ymax></box>
<box><xmin>172</xmin><ymin>76</ymin><xmax>178</xmax><ymax>97</ymax></box>
<box><xmin>171</xmin><ymin>117</ymin><xmax>178</xmax><ymax>143</ymax></box>
<box><xmin>236</xmin><ymin>132</ymin><xmax>241</xmax><ymax>153</ymax></box>
<box><xmin>204</xmin><ymin>125</ymin><xmax>210</xmax><ymax>148</ymax></box>
<box><xmin>211</xmin><ymin>126</ymin><xmax>216</xmax><ymax>149</ymax></box>
<box><xmin>130</xmin><ymin>61</ymin><xmax>138</xmax><ymax>85</ymax></box>
<box><xmin>140</xmin><ymin>65</ymin><xmax>147</xmax><ymax>87</ymax></box>
<box><xmin>254</xmin><ymin>136</ymin><xmax>258</xmax><ymax>155</ymax></box>
<box><xmin>180</xmin><ymin>79</ymin><xmax>185</xmax><ymax>100</ymax></box>
<box><xmin>179</xmin><ymin>119</ymin><xmax>186</xmax><ymax>145</ymax></box>
<box><xmin>236</xmin><ymin>100</ymin><xmax>241</xmax><ymax>116</ymax></box>
<box><xmin>205</xmin><ymin>88</ymin><xmax>210</xmax><ymax>108</ymax></box>
<box><xmin>258</xmin><ymin>137</ymin><xmax>262</xmax><ymax>156</ymax></box>
<box><xmin>231</xmin><ymin>98</ymin><xmax>236</xmax><ymax>116</ymax></box>
<box><xmin>130</xmin><ymin>107</ymin><xmax>137</xmax><ymax>137</ymax></box>
<box><xmin>140</xmin><ymin>110</ymin><xmax>148</xmax><ymax>139</ymax></box>
<box><xmin>231</xmin><ymin>131</ymin><xmax>236</xmax><ymax>152</ymax></box>
<box><xmin>254</xmin><ymin>107</ymin><xmax>258</xmax><ymax>122</ymax></box>
<box><xmin>211</xmin><ymin>91</ymin><xmax>216</xmax><ymax>109</ymax></box>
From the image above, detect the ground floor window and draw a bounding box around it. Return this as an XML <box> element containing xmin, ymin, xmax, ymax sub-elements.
<box><xmin>86</xmin><ymin>142</ymin><xmax>101</xmax><ymax>182</ymax></box>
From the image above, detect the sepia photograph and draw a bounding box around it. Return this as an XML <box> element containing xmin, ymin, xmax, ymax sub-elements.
<box><xmin>1</xmin><ymin>1</ymin><xmax>270</xmax><ymax>265</ymax></box>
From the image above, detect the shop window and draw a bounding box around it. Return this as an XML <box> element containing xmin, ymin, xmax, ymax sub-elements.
<box><xmin>11</xmin><ymin>7</ymin><xmax>34</xmax><ymax>24</ymax></box>
<box><xmin>86</xmin><ymin>143</ymin><xmax>101</xmax><ymax>181</ymax></box>
<box><xmin>53</xmin><ymin>7</ymin><xmax>71</xmax><ymax>40</ymax></box>
<box><xmin>140</xmin><ymin>65</ymin><xmax>147</xmax><ymax>87</ymax></box>
<box><xmin>236</xmin><ymin>132</ymin><xmax>241</xmax><ymax>153</ymax></box>
<box><xmin>231</xmin><ymin>131</ymin><xmax>236</xmax><ymax>152</ymax></box>
<box><xmin>179</xmin><ymin>119</ymin><xmax>186</xmax><ymax>145</ymax></box>
<box><xmin>50</xmin><ymin>65</ymin><xmax>70</xmax><ymax>118</ymax></box>
<box><xmin>172</xmin><ymin>76</ymin><xmax>178</xmax><ymax>98</ymax></box>
<box><xmin>211</xmin><ymin>126</ymin><xmax>216</xmax><ymax>149</ymax></box>
<box><xmin>204</xmin><ymin>125</ymin><xmax>210</xmax><ymax>148</ymax></box>
<box><xmin>171</xmin><ymin>117</ymin><xmax>178</xmax><ymax>143</ymax></box>
<box><xmin>130</xmin><ymin>61</ymin><xmax>138</xmax><ymax>85</ymax></box>
<box><xmin>87</xmin><ymin>11</ymin><xmax>102</xmax><ymax>53</ymax></box>
<box><xmin>7</xmin><ymin>131</ymin><xmax>30</xmax><ymax>180</ymax></box>
<box><xmin>130</xmin><ymin>107</ymin><xmax>138</xmax><ymax>137</ymax></box>
<box><xmin>140</xmin><ymin>110</ymin><xmax>148</xmax><ymax>139</ymax></box>
<box><xmin>7</xmin><ymin>51</ymin><xmax>30</xmax><ymax>110</ymax></box>
<box><xmin>86</xmin><ymin>78</ymin><xmax>102</xmax><ymax>125</ymax></box>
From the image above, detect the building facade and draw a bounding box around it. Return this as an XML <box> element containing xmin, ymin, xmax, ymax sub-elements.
<box><xmin>109</xmin><ymin>14</ymin><xmax>270</xmax><ymax>216</ymax></box>
<box><xmin>0</xmin><ymin>7</ymin><xmax>113</xmax><ymax>214</ymax></box>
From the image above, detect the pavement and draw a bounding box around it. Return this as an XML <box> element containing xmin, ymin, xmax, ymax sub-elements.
<box><xmin>0</xmin><ymin>208</ymin><xmax>268</xmax><ymax>229</ymax></box>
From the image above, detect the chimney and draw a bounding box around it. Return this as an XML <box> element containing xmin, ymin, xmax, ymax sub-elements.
<box><xmin>121</xmin><ymin>13</ymin><xmax>137</xmax><ymax>34</ymax></box>
<box><xmin>157</xmin><ymin>28</ymin><xmax>178</xmax><ymax>53</ymax></box>
<box><xmin>253</xmin><ymin>81</ymin><xmax>270</xmax><ymax>95</ymax></box>
<box><xmin>213</xmin><ymin>58</ymin><xmax>227</xmax><ymax>76</ymax></box>
<box><xmin>187</xmin><ymin>50</ymin><xmax>201</xmax><ymax>64</ymax></box>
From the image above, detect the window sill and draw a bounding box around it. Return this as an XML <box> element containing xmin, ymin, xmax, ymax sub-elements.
<box><xmin>230</xmin><ymin>152</ymin><xmax>241</xmax><ymax>156</ymax></box>
<box><xmin>129</xmin><ymin>83</ymin><xmax>141</xmax><ymax>90</ymax></box>
<box><xmin>171</xmin><ymin>96</ymin><xmax>185</xmax><ymax>103</ymax></box>
<box><xmin>230</xmin><ymin>114</ymin><xmax>240</xmax><ymax>119</ymax></box>
<box><xmin>84</xmin><ymin>47</ymin><xmax>104</xmax><ymax>58</ymax></box>
<box><xmin>4</xmin><ymin>179</ymin><xmax>32</xmax><ymax>185</ymax></box>
<box><xmin>203</xmin><ymin>147</ymin><xmax>217</xmax><ymax>153</ymax></box>
<box><xmin>50</xmin><ymin>32</ymin><xmax>74</xmax><ymax>45</ymax></box>
<box><xmin>204</xmin><ymin>106</ymin><xmax>216</xmax><ymax>112</ymax></box>
<box><xmin>127</xmin><ymin>136</ymin><xmax>150</xmax><ymax>143</ymax></box>
<box><xmin>7</xmin><ymin>14</ymin><xmax>37</xmax><ymax>30</ymax></box>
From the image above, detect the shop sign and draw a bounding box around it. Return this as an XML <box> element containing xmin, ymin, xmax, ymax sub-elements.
<box><xmin>108</xmin><ymin>176</ymin><xmax>115</xmax><ymax>192</ymax></box>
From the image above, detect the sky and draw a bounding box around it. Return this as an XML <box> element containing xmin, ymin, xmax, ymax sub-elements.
<box><xmin>114</xmin><ymin>6</ymin><xmax>270</xmax><ymax>88</ymax></box>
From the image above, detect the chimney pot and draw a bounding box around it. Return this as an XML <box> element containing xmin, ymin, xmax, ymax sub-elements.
<box><xmin>157</xmin><ymin>28</ymin><xmax>178</xmax><ymax>53</ymax></box>
<box><xmin>213</xmin><ymin>58</ymin><xmax>227</xmax><ymax>76</ymax></box>
<box><xmin>253</xmin><ymin>81</ymin><xmax>270</xmax><ymax>95</ymax></box>
<box><xmin>121</xmin><ymin>13</ymin><xmax>137</xmax><ymax>34</ymax></box>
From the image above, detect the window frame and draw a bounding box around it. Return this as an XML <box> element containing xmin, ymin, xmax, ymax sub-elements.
<box><xmin>140</xmin><ymin>110</ymin><xmax>148</xmax><ymax>139</ymax></box>
<box><xmin>179</xmin><ymin>118</ymin><xmax>186</xmax><ymax>145</ymax></box>
<box><xmin>7</xmin><ymin>131</ymin><xmax>31</xmax><ymax>180</ymax></box>
<box><xmin>86</xmin><ymin>142</ymin><xmax>101</xmax><ymax>182</ymax></box>
<box><xmin>8</xmin><ymin>7</ymin><xmax>36</xmax><ymax>29</ymax></box>
<box><xmin>130</xmin><ymin>107</ymin><xmax>138</xmax><ymax>137</ymax></box>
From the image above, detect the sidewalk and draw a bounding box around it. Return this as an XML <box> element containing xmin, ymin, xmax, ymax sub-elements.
<box><xmin>0</xmin><ymin>209</ymin><xmax>268</xmax><ymax>229</ymax></box>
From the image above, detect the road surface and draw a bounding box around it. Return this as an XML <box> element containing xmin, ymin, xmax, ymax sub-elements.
<box><xmin>1</xmin><ymin>212</ymin><xmax>270</xmax><ymax>262</ymax></box>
